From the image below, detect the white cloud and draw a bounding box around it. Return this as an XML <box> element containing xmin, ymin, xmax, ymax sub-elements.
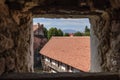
<box><xmin>33</xmin><ymin>18</ymin><xmax>90</xmax><ymax>32</ymax></box>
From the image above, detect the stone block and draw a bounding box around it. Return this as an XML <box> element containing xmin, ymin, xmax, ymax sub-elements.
<box><xmin>0</xmin><ymin>58</ymin><xmax>5</xmax><ymax>75</ymax></box>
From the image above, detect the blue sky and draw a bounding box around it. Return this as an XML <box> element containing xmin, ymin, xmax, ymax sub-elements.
<box><xmin>33</xmin><ymin>18</ymin><xmax>90</xmax><ymax>32</ymax></box>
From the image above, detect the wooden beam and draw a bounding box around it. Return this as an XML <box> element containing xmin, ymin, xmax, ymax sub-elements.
<box><xmin>0</xmin><ymin>72</ymin><xmax>119</xmax><ymax>80</ymax></box>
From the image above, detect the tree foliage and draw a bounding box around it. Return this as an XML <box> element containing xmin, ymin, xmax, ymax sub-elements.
<box><xmin>43</xmin><ymin>26</ymin><xmax>90</xmax><ymax>39</ymax></box>
<box><xmin>84</xmin><ymin>26</ymin><xmax>90</xmax><ymax>36</ymax></box>
<box><xmin>84</xmin><ymin>32</ymin><xmax>90</xmax><ymax>36</ymax></box>
<box><xmin>43</xmin><ymin>27</ymin><xmax>48</xmax><ymax>38</ymax></box>
<box><xmin>48</xmin><ymin>27</ymin><xmax>58</xmax><ymax>39</ymax></box>
<box><xmin>47</xmin><ymin>27</ymin><xmax>63</xmax><ymax>39</ymax></box>
<box><xmin>64</xmin><ymin>33</ymin><xmax>69</xmax><ymax>36</ymax></box>
<box><xmin>74</xmin><ymin>31</ymin><xmax>83</xmax><ymax>36</ymax></box>
<box><xmin>85</xmin><ymin>26</ymin><xmax>90</xmax><ymax>32</ymax></box>
<box><xmin>57</xmin><ymin>29</ymin><xmax>63</xmax><ymax>36</ymax></box>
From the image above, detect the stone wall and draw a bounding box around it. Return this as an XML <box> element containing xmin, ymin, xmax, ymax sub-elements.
<box><xmin>90</xmin><ymin>16</ymin><xmax>101</xmax><ymax>72</ymax></box>
<box><xmin>90</xmin><ymin>9</ymin><xmax>120</xmax><ymax>72</ymax></box>
<box><xmin>0</xmin><ymin>1</ymin><xmax>33</xmax><ymax>75</ymax></box>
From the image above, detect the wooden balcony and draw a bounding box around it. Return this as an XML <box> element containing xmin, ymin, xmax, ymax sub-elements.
<box><xmin>45</xmin><ymin>61</ymin><xmax>66</xmax><ymax>72</ymax></box>
<box><xmin>0</xmin><ymin>72</ymin><xmax>119</xmax><ymax>80</ymax></box>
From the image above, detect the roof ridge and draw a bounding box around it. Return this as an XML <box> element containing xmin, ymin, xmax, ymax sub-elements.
<box><xmin>51</xmin><ymin>36</ymin><xmax>90</xmax><ymax>39</ymax></box>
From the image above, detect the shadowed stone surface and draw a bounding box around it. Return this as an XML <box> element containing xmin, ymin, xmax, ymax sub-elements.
<box><xmin>0</xmin><ymin>1</ymin><xmax>33</xmax><ymax>75</ymax></box>
<box><xmin>90</xmin><ymin>9</ymin><xmax>120</xmax><ymax>72</ymax></box>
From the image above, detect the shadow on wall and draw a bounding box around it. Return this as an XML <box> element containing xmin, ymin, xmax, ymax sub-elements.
<box><xmin>33</xmin><ymin>23</ymin><xmax>48</xmax><ymax>70</ymax></box>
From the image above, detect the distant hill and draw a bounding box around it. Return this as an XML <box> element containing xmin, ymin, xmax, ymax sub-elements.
<box><xmin>63</xmin><ymin>29</ymin><xmax>77</xmax><ymax>33</ymax></box>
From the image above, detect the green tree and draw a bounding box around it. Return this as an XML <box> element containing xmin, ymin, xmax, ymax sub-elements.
<box><xmin>84</xmin><ymin>26</ymin><xmax>90</xmax><ymax>36</ymax></box>
<box><xmin>74</xmin><ymin>31</ymin><xmax>83</xmax><ymax>36</ymax></box>
<box><xmin>64</xmin><ymin>33</ymin><xmax>69</xmax><ymax>36</ymax></box>
<box><xmin>57</xmin><ymin>29</ymin><xmax>63</xmax><ymax>36</ymax></box>
<box><xmin>48</xmin><ymin>27</ymin><xmax>58</xmax><ymax>39</ymax></box>
<box><xmin>84</xmin><ymin>32</ymin><xmax>90</xmax><ymax>36</ymax></box>
<box><xmin>43</xmin><ymin>27</ymin><xmax>48</xmax><ymax>38</ymax></box>
<box><xmin>85</xmin><ymin>26</ymin><xmax>90</xmax><ymax>32</ymax></box>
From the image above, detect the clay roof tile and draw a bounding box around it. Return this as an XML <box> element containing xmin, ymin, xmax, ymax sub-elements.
<box><xmin>40</xmin><ymin>36</ymin><xmax>90</xmax><ymax>72</ymax></box>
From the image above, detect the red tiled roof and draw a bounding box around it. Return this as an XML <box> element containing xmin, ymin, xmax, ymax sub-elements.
<box><xmin>34</xmin><ymin>37</ymin><xmax>42</xmax><ymax>50</ymax></box>
<box><xmin>40</xmin><ymin>37</ymin><xmax>90</xmax><ymax>72</ymax></box>
<box><xmin>33</xmin><ymin>25</ymin><xmax>38</xmax><ymax>31</ymax></box>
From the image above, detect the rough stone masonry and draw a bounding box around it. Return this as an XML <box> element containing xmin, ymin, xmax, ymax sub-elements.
<box><xmin>0</xmin><ymin>0</ymin><xmax>33</xmax><ymax>75</ymax></box>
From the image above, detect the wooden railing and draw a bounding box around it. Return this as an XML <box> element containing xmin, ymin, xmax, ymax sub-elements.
<box><xmin>0</xmin><ymin>72</ymin><xmax>119</xmax><ymax>80</ymax></box>
<box><xmin>45</xmin><ymin>61</ymin><xmax>66</xmax><ymax>72</ymax></box>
